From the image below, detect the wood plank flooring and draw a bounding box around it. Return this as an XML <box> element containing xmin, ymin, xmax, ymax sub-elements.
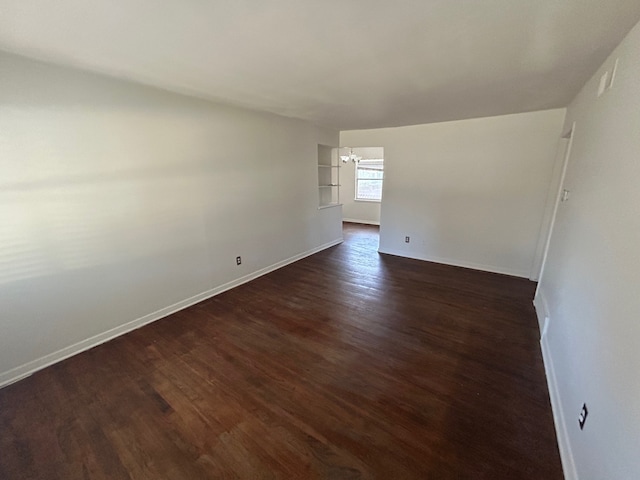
<box><xmin>0</xmin><ymin>222</ymin><xmax>563</xmax><ymax>479</ymax></box>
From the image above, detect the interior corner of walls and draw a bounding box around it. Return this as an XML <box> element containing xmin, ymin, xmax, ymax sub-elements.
<box><xmin>541</xmin><ymin>335</ymin><xmax>578</xmax><ymax>480</ymax></box>
<box><xmin>560</xmin><ymin>107</ymin><xmax>568</xmax><ymax>126</ymax></box>
<box><xmin>533</xmin><ymin>291</ymin><xmax>549</xmax><ymax>328</ymax></box>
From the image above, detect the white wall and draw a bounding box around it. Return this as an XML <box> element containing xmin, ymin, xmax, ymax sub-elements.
<box><xmin>0</xmin><ymin>51</ymin><xmax>342</xmax><ymax>386</ymax></box>
<box><xmin>535</xmin><ymin>19</ymin><xmax>640</xmax><ymax>480</ymax></box>
<box><xmin>339</xmin><ymin>147</ymin><xmax>382</xmax><ymax>224</ymax></box>
<box><xmin>341</xmin><ymin>109</ymin><xmax>566</xmax><ymax>278</ymax></box>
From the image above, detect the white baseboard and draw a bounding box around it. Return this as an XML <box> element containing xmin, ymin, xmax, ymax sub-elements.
<box><xmin>0</xmin><ymin>238</ymin><xmax>343</xmax><ymax>389</ymax></box>
<box><xmin>377</xmin><ymin>247</ymin><xmax>529</xmax><ymax>278</ymax></box>
<box><xmin>541</xmin><ymin>334</ymin><xmax>578</xmax><ymax>480</ymax></box>
<box><xmin>342</xmin><ymin>218</ymin><xmax>380</xmax><ymax>226</ymax></box>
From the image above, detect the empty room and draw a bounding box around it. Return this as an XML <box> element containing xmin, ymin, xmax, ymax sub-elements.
<box><xmin>1</xmin><ymin>1</ymin><xmax>640</xmax><ymax>479</ymax></box>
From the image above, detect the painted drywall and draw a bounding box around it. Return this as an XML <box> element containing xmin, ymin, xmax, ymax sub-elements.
<box><xmin>339</xmin><ymin>147</ymin><xmax>382</xmax><ymax>225</ymax></box>
<box><xmin>341</xmin><ymin>109</ymin><xmax>566</xmax><ymax>278</ymax></box>
<box><xmin>0</xmin><ymin>51</ymin><xmax>341</xmax><ymax>386</ymax></box>
<box><xmin>535</xmin><ymin>19</ymin><xmax>640</xmax><ymax>480</ymax></box>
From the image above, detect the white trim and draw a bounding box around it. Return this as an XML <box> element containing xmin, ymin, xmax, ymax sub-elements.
<box><xmin>0</xmin><ymin>238</ymin><xmax>343</xmax><ymax>389</ymax></box>
<box><xmin>342</xmin><ymin>218</ymin><xmax>380</xmax><ymax>226</ymax></box>
<box><xmin>378</xmin><ymin>247</ymin><xmax>529</xmax><ymax>278</ymax></box>
<box><xmin>355</xmin><ymin>158</ymin><xmax>384</xmax><ymax>202</ymax></box>
<box><xmin>541</xmin><ymin>334</ymin><xmax>578</xmax><ymax>480</ymax></box>
<box><xmin>533</xmin><ymin>291</ymin><xmax>550</xmax><ymax>339</ymax></box>
<box><xmin>534</xmin><ymin>123</ymin><xmax>576</xmax><ymax>288</ymax></box>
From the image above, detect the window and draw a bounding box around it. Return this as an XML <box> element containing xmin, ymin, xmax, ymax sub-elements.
<box><xmin>355</xmin><ymin>159</ymin><xmax>384</xmax><ymax>201</ymax></box>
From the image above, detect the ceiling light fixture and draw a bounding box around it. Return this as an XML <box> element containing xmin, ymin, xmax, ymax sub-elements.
<box><xmin>340</xmin><ymin>148</ymin><xmax>362</xmax><ymax>163</ymax></box>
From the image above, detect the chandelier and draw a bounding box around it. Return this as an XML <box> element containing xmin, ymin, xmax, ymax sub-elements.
<box><xmin>340</xmin><ymin>148</ymin><xmax>362</xmax><ymax>163</ymax></box>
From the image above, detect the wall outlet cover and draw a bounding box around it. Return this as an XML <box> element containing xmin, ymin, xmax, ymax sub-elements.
<box><xmin>579</xmin><ymin>403</ymin><xmax>588</xmax><ymax>430</ymax></box>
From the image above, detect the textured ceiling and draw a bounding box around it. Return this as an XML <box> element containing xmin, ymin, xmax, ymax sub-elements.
<box><xmin>1</xmin><ymin>0</ymin><xmax>639</xmax><ymax>130</ymax></box>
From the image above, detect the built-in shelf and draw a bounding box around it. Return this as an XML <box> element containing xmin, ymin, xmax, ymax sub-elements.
<box><xmin>317</xmin><ymin>145</ymin><xmax>340</xmax><ymax>208</ymax></box>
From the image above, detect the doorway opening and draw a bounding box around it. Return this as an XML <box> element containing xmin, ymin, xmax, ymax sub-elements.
<box><xmin>342</xmin><ymin>221</ymin><xmax>380</xmax><ymax>255</ymax></box>
<box><xmin>338</xmin><ymin>147</ymin><xmax>384</xmax><ymax>227</ymax></box>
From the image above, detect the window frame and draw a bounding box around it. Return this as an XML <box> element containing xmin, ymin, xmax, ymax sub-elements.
<box><xmin>355</xmin><ymin>158</ymin><xmax>384</xmax><ymax>202</ymax></box>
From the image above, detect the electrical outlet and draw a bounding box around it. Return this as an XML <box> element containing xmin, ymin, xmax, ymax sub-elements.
<box><xmin>579</xmin><ymin>403</ymin><xmax>588</xmax><ymax>430</ymax></box>
<box><xmin>405</xmin><ymin>236</ymin><xmax>410</xmax><ymax>243</ymax></box>
<box><xmin>236</xmin><ymin>256</ymin><xmax>242</xmax><ymax>266</ymax></box>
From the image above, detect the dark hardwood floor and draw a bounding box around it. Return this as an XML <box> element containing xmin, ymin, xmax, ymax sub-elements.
<box><xmin>0</xmin><ymin>222</ymin><xmax>563</xmax><ymax>479</ymax></box>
